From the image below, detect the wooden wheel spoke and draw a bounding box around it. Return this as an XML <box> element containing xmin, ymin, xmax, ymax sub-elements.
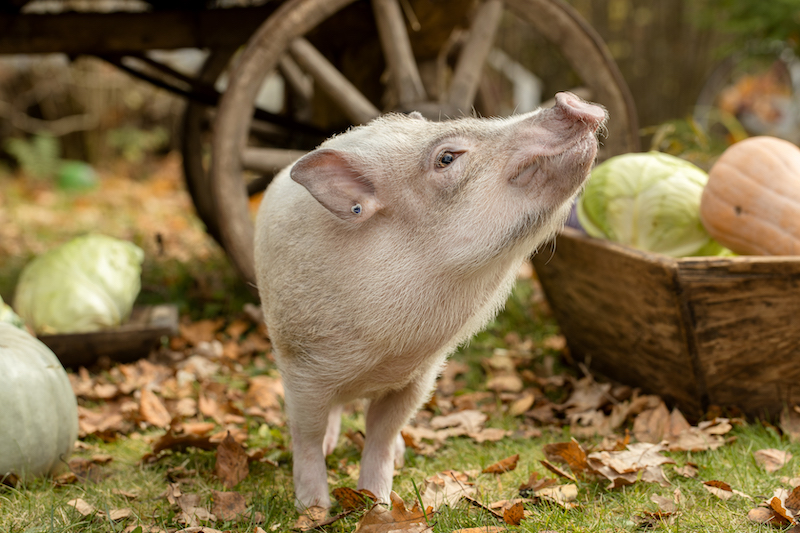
<box><xmin>241</xmin><ymin>147</ymin><xmax>307</xmax><ymax>175</ymax></box>
<box><xmin>278</xmin><ymin>54</ymin><xmax>313</xmax><ymax>102</ymax></box>
<box><xmin>289</xmin><ymin>38</ymin><xmax>380</xmax><ymax>125</ymax></box>
<box><xmin>371</xmin><ymin>0</ymin><xmax>426</xmax><ymax>105</ymax></box>
<box><xmin>448</xmin><ymin>0</ymin><xmax>505</xmax><ymax>111</ymax></box>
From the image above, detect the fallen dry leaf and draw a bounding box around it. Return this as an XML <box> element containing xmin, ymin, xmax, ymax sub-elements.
<box><xmin>539</xmin><ymin>459</ymin><xmax>578</xmax><ymax>483</ymax></box>
<box><xmin>353</xmin><ymin>491</ymin><xmax>432</xmax><ymax>533</ymax></box>
<box><xmin>482</xmin><ymin>454</ymin><xmax>520</xmax><ymax>474</ymax></box>
<box><xmin>179</xmin><ymin>318</ymin><xmax>224</xmax><ymax>345</ymax></box>
<box><xmin>333</xmin><ymin>487</ymin><xmax>376</xmax><ymax>511</ymax></box>
<box><xmin>533</xmin><ymin>484</ymin><xmax>578</xmax><ymax>509</ymax></box>
<box><xmin>215</xmin><ymin>431</ymin><xmax>249</xmax><ymax>489</ymax></box>
<box><xmin>754</xmin><ymin>449</ymin><xmax>793</xmax><ymax>473</ymax></box>
<box><xmin>294</xmin><ymin>506</ymin><xmax>328</xmax><ymax>531</ymax></box>
<box><xmin>518</xmin><ymin>471</ymin><xmax>557</xmax><ymax>495</ymax></box>
<box><xmin>430</xmin><ymin>410</ymin><xmax>487</xmax><ymax>435</ymax></box>
<box><xmin>587</xmin><ymin>442</ymin><xmax>674</xmax><ymax>489</ymax></box>
<box><xmin>543</xmin><ymin>439</ymin><xmax>589</xmax><ymax>474</ymax></box>
<box><xmin>67</xmin><ymin>498</ymin><xmax>96</xmax><ymax>517</ymax></box>
<box><xmin>140</xmin><ymin>388</ymin><xmax>172</xmax><ymax>428</ymax></box>
<box><xmin>418</xmin><ymin>471</ymin><xmax>476</xmax><ymax>511</ymax></box>
<box><xmin>502</xmin><ymin>501</ymin><xmax>525</xmax><ymax>525</ymax></box>
<box><xmin>673</xmin><ymin>463</ymin><xmax>699</xmax><ymax>478</ymax></box>
<box><xmin>508</xmin><ymin>391</ymin><xmax>536</xmax><ymax>417</ymax></box>
<box><xmin>211</xmin><ymin>490</ymin><xmax>247</xmax><ymax>521</ymax></box>
<box><xmin>703</xmin><ymin>480</ymin><xmax>752</xmax><ymax>501</ymax></box>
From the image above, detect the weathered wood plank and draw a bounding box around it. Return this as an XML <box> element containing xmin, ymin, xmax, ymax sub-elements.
<box><xmin>0</xmin><ymin>5</ymin><xmax>278</xmax><ymax>55</ymax></box>
<box><xmin>678</xmin><ymin>258</ymin><xmax>800</xmax><ymax>415</ymax></box>
<box><xmin>532</xmin><ymin>228</ymin><xmax>705</xmax><ymax>418</ymax></box>
<box><xmin>39</xmin><ymin>305</ymin><xmax>179</xmax><ymax>368</ymax></box>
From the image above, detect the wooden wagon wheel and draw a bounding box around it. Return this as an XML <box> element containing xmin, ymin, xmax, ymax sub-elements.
<box><xmin>211</xmin><ymin>0</ymin><xmax>639</xmax><ymax>286</ymax></box>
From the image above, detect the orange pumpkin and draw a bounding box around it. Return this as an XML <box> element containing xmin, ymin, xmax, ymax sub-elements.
<box><xmin>700</xmin><ymin>136</ymin><xmax>800</xmax><ymax>255</ymax></box>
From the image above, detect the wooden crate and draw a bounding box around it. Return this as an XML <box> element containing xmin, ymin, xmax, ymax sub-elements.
<box><xmin>532</xmin><ymin>227</ymin><xmax>800</xmax><ymax>419</ymax></box>
<box><xmin>39</xmin><ymin>305</ymin><xmax>178</xmax><ymax>369</ymax></box>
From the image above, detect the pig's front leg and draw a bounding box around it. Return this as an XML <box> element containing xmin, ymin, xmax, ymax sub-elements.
<box><xmin>357</xmin><ymin>366</ymin><xmax>439</xmax><ymax>502</ymax></box>
<box><xmin>285</xmin><ymin>389</ymin><xmax>332</xmax><ymax>510</ymax></box>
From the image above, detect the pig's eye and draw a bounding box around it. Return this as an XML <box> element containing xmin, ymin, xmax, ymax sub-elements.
<box><xmin>435</xmin><ymin>151</ymin><xmax>457</xmax><ymax>168</ymax></box>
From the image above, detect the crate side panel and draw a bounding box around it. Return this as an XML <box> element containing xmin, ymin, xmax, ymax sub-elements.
<box><xmin>533</xmin><ymin>233</ymin><xmax>703</xmax><ymax>416</ymax></box>
<box><xmin>679</xmin><ymin>259</ymin><xmax>800</xmax><ymax>416</ymax></box>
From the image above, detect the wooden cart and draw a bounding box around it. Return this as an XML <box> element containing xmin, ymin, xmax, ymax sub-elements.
<box><xmin>0</xmin><ymin>0</ymin><xmax>640</xmax><ymax>288</ymax></box>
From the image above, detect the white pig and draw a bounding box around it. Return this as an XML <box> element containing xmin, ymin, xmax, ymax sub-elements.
<box><xmin>254</xmin><ymin>91</ymin><xmax>606</xmax><ymax>511</ymax></box>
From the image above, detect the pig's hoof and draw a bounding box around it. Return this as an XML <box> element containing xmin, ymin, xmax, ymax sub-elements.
<box><xmin>393</xmin><ymin>433</ymin><xmax>406</xmax><ymax>469</ymax></box>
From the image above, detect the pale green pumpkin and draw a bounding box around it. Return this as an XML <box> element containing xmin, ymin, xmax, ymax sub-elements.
<box><xmin>0</xmin><ymin>323</ymin><xmax>78</xmax><ymax>481</ymax></box>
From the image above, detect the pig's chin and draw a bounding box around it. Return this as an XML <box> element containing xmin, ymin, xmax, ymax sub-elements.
<box><xmin>487</xmin><ymin>195</ymin><xmax>575</xmax><ymax>263</ymax></box>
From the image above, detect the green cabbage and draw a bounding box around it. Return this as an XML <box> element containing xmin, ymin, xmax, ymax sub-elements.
<box><xmin>13</xmin><ymin>234</ymin><xmax>144</xmax><ymax>334</ymax></box>
<box><xmin>577</xmin><ymin>151</ymin><xmax>727</xmax><ymax>257</ymax></box>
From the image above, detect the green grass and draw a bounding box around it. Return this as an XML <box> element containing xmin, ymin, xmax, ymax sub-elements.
<box><xmin>3</xmin><ymin>418</ymin><xmax>796</xmax><ymax>532</ymax></box>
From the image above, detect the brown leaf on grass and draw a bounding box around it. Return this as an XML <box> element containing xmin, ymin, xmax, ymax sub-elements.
<box><xmin>482</xmin><ymin>454</ymin><xmax>520</xmax><ymax>474</ymax></box>
<box><xmin>632</xmin><ymin>401</ymin><xmax>671</xmax><ymax>443</ymax></box>
<box><xmin>215</xmin><ymin>432</ymin><xmax>249</xmax><ymax>489</ymax></box>
<box><xmin>140</xmin><ymin>388</ymin><xmax>172</xmax><ymax>428</ymax></box>
<box><xmin>333</xmin><ymin>487</ymin><xmax>376</xmax><ymax>511</ymax></box>
<box><xmin>244</xmin><ymin>375</ymin><xmax>284</xmax><ymax>410</ymax></box>
<box><xmin>438</xmin><ymin>360</ymin><xmax>469</xmax><ymax>396</ymax></box>
<box><xmin>780</xmin><ymin>406</ymin><xmax>800</xmax><ymax>442</ymax></box>
<box><xmin>418</xmin><ymin>471</ymin><xmax>476</xmax><ymax>511</ymax></box>
<box><xmin>107</xmin><ymin>508</ymin><xmax>134</xmax><ymax>521</ymax></box>
<box><xmin>66</xmin><ymin>456</ymin><xmax>111</xmax><ymax>484</ymax></box>
<box><xmin>502</xmin><ymin>501</ymin><xmax>525</xmax><ymax>525</ymax></box>
<box><xmin>543</xmin><ymin>439</ymin><xmax>589</xmax><ymax>474</ymax></box>
<box><xmin>748</xmin><ymin>507</ymin><xmax>787</xmax><ymax>525</ymax></box>
<box><xmin>77</xmin><ymin>403</ymin><xmax>128</xmax><ymax>439</ymax></box>
<box><xmin>430</xmin><ymin>410</ymin><xmax>487</xmax><ymax>434</ymax></box>
<box><xmin>539</xmin><ymin>459</ymin><xmax>578</xmax><ymax>483</ymax></box>
<box><xmin>67</xmin><ymin>498</ymin><xmax>97</xmax><ymax>517</ymax></box>
<box><xmin>673</xmin><ymin>463</ymin><xmax>699</xmax><ymax>478</ymax></box>
<box><xmin>112</xmin><ymin>488</ymin><xmax>139</xmax><ymax>500</ymax></box>
<box><xmin>518</xmin><ymin>471</ymin><xmax>557</xmax><ymax>494</ymax></box>
<box><xmin>754</xmin><ymin>449</ymin><xmax>793</xmax><ymax>473</ymax></box>
<box><xmin>346</xmin><ymin>429</ymin><xmax>366</xmax><ymax>452</ymax></box>
<box><xmin>179</xmin><ymin>318</ymin><xmax>224</xmax><ymax>345</ymax></box>
<box><xmin>533</xmin><ymin>484</ymin><xmax>579</xmax><ymax>509</ymax></box>
<box><xmin>353</xmin><ymin>491</ymin><xmax>432</xmax><ymax>532</ymax></box>
<box><xmin>587</xmin><ymin>443</ymin><xmax>675</xmax><ymax>489</ymax></box>
<box><xmin>67</xmin><ymin>498</ymin><xmax>132</xmax><ymax>522</ymax></box>
<box><xmin>507</xmin><ymin>391</ymin><xmax>536</xmax><ymax>417</ymax></box>
<box><xmin>703</xmin><ymin>480</ymin><xmax>752</xmax><ymax>501</ymax></box>
<box><xmin>748</xmin><ymin>487</ymin><xmax>800</xmax><ymax>527</ymax></box>
<box><xmin>174</xmin><ymin>527</ymin><xmax>225</xmax><ymax>533</ymax></box>
<box><xmin>150</xmin><ymin>429</ymin><xmax>216</xmax><ymax>456</ymax></box>
<box><xmin>462</xmin><ymin>494</ymin><xmax>505</xmax><ymax>521</ymax></box>
<box><xmin>211</xmin><ymin>490</ymin><xmax>247</xmax><ymax>521</ymax></box>
<box><xmin>470</xmin><ymin>427</ymin><xmax>512</xmax><ymax>443</ymax></box>
<box><xmin>294</xmin><ymin>506</ymin><xmax>328</xmax><ymax>531</ymax></box>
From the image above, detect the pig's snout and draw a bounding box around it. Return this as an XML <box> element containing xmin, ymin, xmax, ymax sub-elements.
<box><xmin>553</xmin><ymin>92</ymin><xmax>606</xmax><ymax>130</ymax></box>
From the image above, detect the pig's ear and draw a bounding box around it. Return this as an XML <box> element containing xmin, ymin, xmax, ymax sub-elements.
<box><xmin>290</xmin><ymin>149</ymin><xmax>382</xmax><ymax>222</ymax></box>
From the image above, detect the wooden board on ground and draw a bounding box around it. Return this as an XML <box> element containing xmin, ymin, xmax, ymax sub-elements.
<box><xmin>39</xmin><ymin>304</ymin><xmax>178</xmax><ymax>369</ymax></box>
